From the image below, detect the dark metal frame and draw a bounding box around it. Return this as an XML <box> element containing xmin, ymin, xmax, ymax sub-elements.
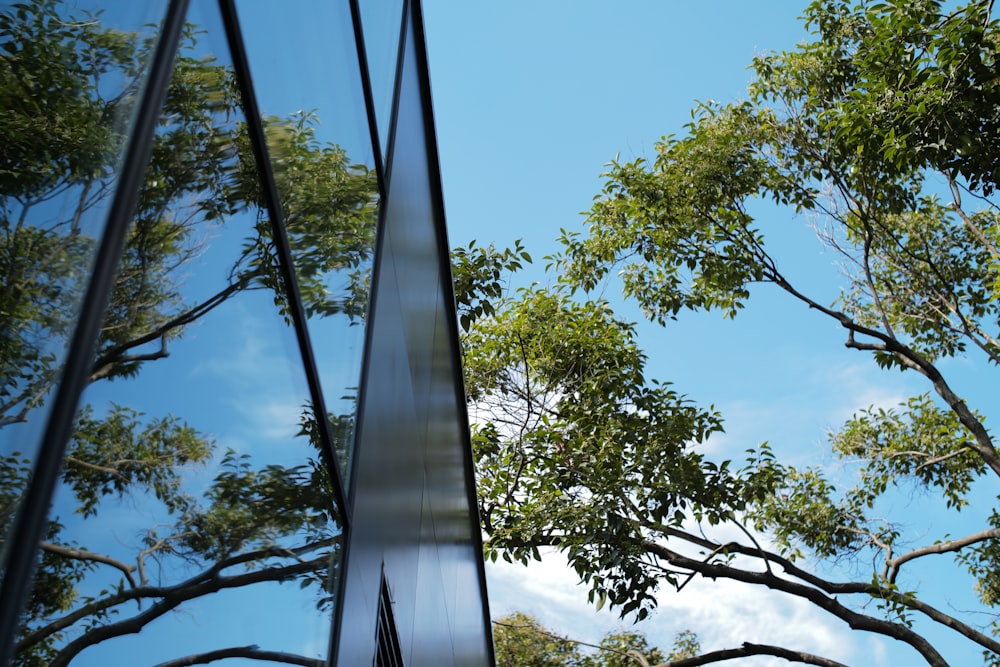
<box><xmin>406</xmin><ymin>2</ymin><xmax>497</xmax><ymax>661</ymax></box>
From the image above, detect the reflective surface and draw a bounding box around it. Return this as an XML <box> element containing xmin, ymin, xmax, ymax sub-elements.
<box><xmin>238</xmin><ymin>0</ymin><xmax>380</xmax><ymax>489</ymax></box>
<box><xmin>0</xmin><ymin>0</ymin><xmax>170</xmax><ymax>554</ymax></box>
<box><xmin>334</xmin><ymin>5</ymin><xmax>492</xmax><ymax>664</ymax></box>
<box><xmin>357</xmin><ymin>0</ymin><xmax>405</xmax><ymax>160</ymax></box>
<box><xmin>9</xmin><ymin>2</ymin><xmax>342</xmax><ymax>664</ymax></box>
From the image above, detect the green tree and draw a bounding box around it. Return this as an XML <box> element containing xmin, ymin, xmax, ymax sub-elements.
<box><xmin>578</xmin><ymin>630</ymin><xmax>664</xmax><ymax>667</ymax></box>
<box><xmin>469</xmin><ymin>1</ymin><xmax>1000</xmax><ymax>666</ymax></box>
<box><xmin>1</xmin><ymin>2</ymin><xmax>376</xmax><ymax>665</ymax></box>
<box><xmin>493</xmin><ymin>612</ymin><xmax>581</xmax><ymax>667</ymax></box>
<box><xmin>492</xmin><ymin>612</ymin><xmax>681</xmax><ymax>667</ymax></box>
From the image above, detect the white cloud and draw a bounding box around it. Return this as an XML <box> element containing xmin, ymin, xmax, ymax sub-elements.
<box><xmin>693</xmin><ymin>359</ymin><xmax>917</xmax><ymax>469</ymax></box>
<box><xmin>822</xmin><ymin>362</ymin><xmax>912</xmax><ymax>424</ymax></box>
<box><xmin>486</xmin><ymin>550</ymin><xmax>892</xmax><ymax>667</ymax></box>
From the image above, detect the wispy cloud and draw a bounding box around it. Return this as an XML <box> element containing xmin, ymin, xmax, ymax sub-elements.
<box><xmin>695</xmin><ymin>360</ymin><xmax>917</xmax><ymax>467</ymax></box>
<box><xmin>486</xmin><ymin>552</ymin><xmax>889</xmax><ymax>667</ymax></box>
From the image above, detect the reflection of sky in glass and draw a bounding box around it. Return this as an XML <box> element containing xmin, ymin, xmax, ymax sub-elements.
<box><xmin>238</xmin><ymin>1</ymin><xmax>380</xmax><ymax>488</ymax></box>
<box><xmin>0</xmin><ymin>0</ymin><xmax>170</xmax><ymax>551</ymax></box>
<box><xmin>13</xmin><ymin>1</ymin><xmax>346</xmax><ymax>664</ymax></box>
<box><xmin>357</xmin><ymin>0</ymin><xmax>405</xmax><ymax>160</ymax></box>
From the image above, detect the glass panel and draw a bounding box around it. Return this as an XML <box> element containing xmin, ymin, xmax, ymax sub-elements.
<box><xmin>237</xmin><ymin>0</ymin><xmax>381</xmax><ymax>489</ymax></box>
<box><xmin>11</xmin><ymin>2</ymin><xmax>343</xmax><ymax>664</ymax></box>
<box><xmin>358</xmin><ymin>0</ymin><xmax>405</xmax><ymax>160</ymax></box>
<box><xmin>0</xmin><ymin>0</ymin><xmax>170</xmax><ymax>556</ymax></box>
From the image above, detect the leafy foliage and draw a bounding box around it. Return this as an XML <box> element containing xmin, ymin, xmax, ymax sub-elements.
<box><xmin>493</xmin><ymin>612</ymin><xmax>580</xmax><ymax>667</ymax></box>
<box><xmin>491</xmin><ymin>611</ymin><xmax>672</xmax><ymax>667</ymax></box>
<box><xmin>466</xmin><ymin>284</ymin><xmax>740</xmax><ymax>619</ymax></box>
<box><xmin>468</xmin><ymin>1</ymin><xmax>1000</xmax><ymax>665</ymax></box>
<box><xmin>452</xmin><ymin>239</ymin><xmax>531</xmax><ymax>332</ymax></box>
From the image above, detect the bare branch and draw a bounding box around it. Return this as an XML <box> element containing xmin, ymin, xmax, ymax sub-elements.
<box><xmin>887</xmin><ymin>528</ymin><xmax>1000</xmax><ymax>583</ymax></box>
<box><xmin>654</xmin><ymin>643</ymin><xmax>850</xmax><ymax>667</ymax></box>
<box><xmin>151</xmin><ymin>645</ymin><xmax>323</xmax><ymax>667</ymax></box>
<box><xmin>643</xmin><ymin>531</ymin><xmax>1000</xmax><ymax>666</ymax></box>
<box><xmin>47</xmin><ymin>554</ymin><xmax>329</xmax><ymax>667</ymax></box>
<box><xmin>642</xmin><ymin>538</ymin><xmax>947</xmax><ymax>666</ymax></box>
<box><xmin>650</xmin><ymin>525</ymin><xmax>1000</xmax><ymax>656</ymax></box>
<box><xmin>19</xmin><ymin>540</ymin><xmax>333</xmax><ymax>655</ymax></box>
<box><xmin>767</xmin><ymin>271</ymin><xmax>1000</xmax><ymax>480</ymax></box>
<box><xmin>40</xmin><ymin>541</ymin><xmax>138</xmax><ymax>590</ymax></box>
<box><xmin>89</xmin><ymin>268</ymin><xmax>264</xmax><ymax>383</ymax></box>
<box><xmin>89</xmin><ymin>334</ymin><xmax>169</xmax><ymax>382</ymax></box>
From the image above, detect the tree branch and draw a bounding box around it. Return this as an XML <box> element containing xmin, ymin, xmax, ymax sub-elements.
<box><xmin>89</xmin><ymin>268</ymin><xmax>264</xmax><ymax>383</ymax></box>
<box><xmin>655</xmin><ymin>643</ymin><xmax>850</xmax><ymax>667</ymax></box>
<box><xmin>19</xmin><ymin>540</ymin><xmax>333</xmax><ymax>655</ymax></box>
<box><xmin>39</xmin><ymin>541</ymin><xmax>138</xmax><ymax>590</ymax></box>
<box><xmin>89</xmin><ymin>334</ymin><xmax>169</xmax><ymax>382</ymax></box>
<box><xmin>642</xmin><ymin>539</ymin><xmax>951</xmax><ymax>666</ymax></box>
<box><xmin>0</xmin><ymin>377</ymin><xmax>56</xmax><ymax>428</ymax></box>
<box><xmin>649</xmin><ymin>525</ymin><xmax>1000</xmax><ymax>656</ymax></box>
<box><xmin>768</xmin><ymin>270</ymin><xmax>1000</xmax><ymax>480</ymax></box>
<box><xmin>47</xmin><ymin>554</ymin><xmax>329</xmax><ymax>667</ymax></box>
<box><xmin>886</xmin><ymin>528</ymin><xmax>1000</xmax><ymax>583</ymax></box>
<box><xmin>63</xmin><ymin>456</ymin><xmax>126</xmax><ymax>479</ymax></box>
<box><xmin>150</xmin><ymin>645</ymin><xmax>323</xmax><ymax>667</ymax></box>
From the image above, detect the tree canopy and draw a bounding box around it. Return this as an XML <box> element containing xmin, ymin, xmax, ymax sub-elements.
<box><xmin>467</xmin><ymin>1</ymin><xmax>1000</xmax><ymax>665</ymax></box>
<box><xmin>492</xmin><ymin>611</ymin><xmax>688</xmax><ymax>667</ymax></box>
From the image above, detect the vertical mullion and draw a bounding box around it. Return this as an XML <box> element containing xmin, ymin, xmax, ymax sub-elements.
<box><xmin>329</xmin><ymin>2</ymin><xmax>408</xmax><ymax>663</ymax></box>
<box><xmin>380</xmin><ymin>0</ymin><xmax>410</xmax><ymax>194</ymax></box>
<box><xmin>406</xmin><ymin>1</ymin><xmax>498</xmax><ymax>663</ymax></box>
<box><xmin>0</xmin><ymin>0</ymin><xmax>192</xmax><ymax>661</ymax></box>
<box><xmin>216</xmin><ymin>0</ymin><xmax>350</xmax><ymax>521</ymax></box>
<box><xmin>349</xmin><ymin>0</ymin><xmax>387</xmax><ymax>198</ymax></box>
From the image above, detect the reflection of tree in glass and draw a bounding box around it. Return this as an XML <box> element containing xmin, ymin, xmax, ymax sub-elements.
<box><xmin>1</xmin><ymin>1</ymin><xmax>376</xmax><ymax>664</ymax></box>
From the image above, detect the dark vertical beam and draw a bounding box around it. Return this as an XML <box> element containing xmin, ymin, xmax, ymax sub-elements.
<box><xmin>327</xmin><ymin>2</ymin><xmax>407</xmax><ymax>662</ymax></box>
<box><xmin>0</xmin><ymin>1</ymin><xmax>191</xmax><ymax>662</ymax></box>
<box><xmin>407</xmin><ymin>0</ymin><xmax>497</xmax><ymax>662</ymax></box>
<box><xmin>349</xmin><ymin>0</ymin><xmax>387</xmax><ymax>198</ymax></box>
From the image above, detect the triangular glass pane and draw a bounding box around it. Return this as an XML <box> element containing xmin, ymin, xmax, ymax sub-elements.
<box><xmin>358</xmin><ymin>0</ymin><xmax>405</xmax><ymax>162</ymax></box>
<box><xmin>237</xmin><ymin>0</ymin><xmax>382</xmax><ymax>491</ymax></box>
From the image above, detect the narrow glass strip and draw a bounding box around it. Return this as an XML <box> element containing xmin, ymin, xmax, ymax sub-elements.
<box><xmin>218</xmin><ymin>0</ymin><xmax>350</xmax><ymax>516</ymax></box>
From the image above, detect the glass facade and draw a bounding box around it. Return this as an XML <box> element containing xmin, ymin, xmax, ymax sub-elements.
<box><xmin>0</xmin><ymin>0</ymin><xmax>492</xmax><ymax>665</ymax></box>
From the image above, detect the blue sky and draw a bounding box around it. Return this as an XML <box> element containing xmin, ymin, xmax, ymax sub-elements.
<box><xmin>9</xmin><ymin>1</ymin><xmax>992</xmax><ymax>664</ymax></box>
<box><xmin>422</xmin><ymin>2</ymin><xmax>994</xmax><ymax>665</ymax></box>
